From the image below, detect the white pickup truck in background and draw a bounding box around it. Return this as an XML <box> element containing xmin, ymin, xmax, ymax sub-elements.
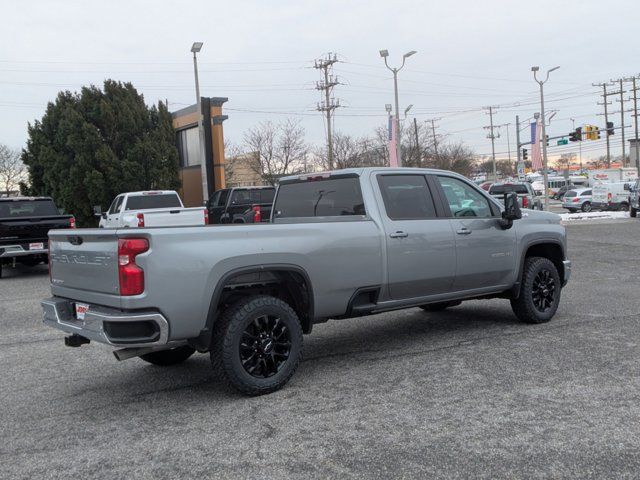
<box><xmin>96</xmin><ymin>191</ymin><xmax>208</xmax><ymax>228</ymax></box>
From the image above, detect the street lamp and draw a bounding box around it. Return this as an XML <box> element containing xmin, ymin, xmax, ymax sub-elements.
<box><xmin>532</xmin><ymin>65</ymin><xmax>560</xmax><ymax>211</ymax></box>
<box><xmin>380</xmin><ymin>49</ymin><xmax>417</xmax><ymax>166</ymax></box>
<box><xmin>191</xmin><ymin>42</ymin><xmax>208</xmax><ymax>202</ymax></box>
<box><xmin>404</xmin><ymin>104</ymin><xmax>413</xmax><ymax>118</ymax></box>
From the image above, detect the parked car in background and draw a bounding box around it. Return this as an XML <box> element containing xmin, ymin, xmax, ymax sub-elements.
<box><xmin>42</xmin><ymin>167</ymin><xmax>570</xmax><ymax>395</ymax></box>
<box><xmin>96</xmin><ymin>191</ymin><xmax>208</xmax><ymax>228</ymax></box>
<box><xmin>0</xmin><ymin>197</ymin><xmax>74</xmax><ymax>278</ymax></box>
<box><xmin>591</xmin><ymin>182</ymin><xmax>631</xmax><ymax>211</ymax></box>
<box><xmin>489</xmin><ymin>182</ymin><xmax>542</xmax><ymax>210</ymax></box>
<box><xmin>562</xmin><ymin>188</ymin><xmax>593</xmax><ymax>213</ymax></box>
<box><xmin>207</xmin><ymin>186</ymin><xmax>275</xmax><ymax>224</ymax></box>
<box><xmin>630</xmin><ymin>178</ymin><xmax>639</xmax><ymax>218</ymax></box>
<box><xmin>552</xmin><ymin>183</ymin><xmax>577</xmax><ymax>200</ymax></box>
<box><xmin>479</xmin><ymin>181</ymin><xmax>493</xmax><ymax>191</ymax></box>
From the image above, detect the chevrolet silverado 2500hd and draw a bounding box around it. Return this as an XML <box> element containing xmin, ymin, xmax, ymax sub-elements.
<box><xmin>42</xmin><ymin>168</ymin><xmax>571</xmax><ymax>395</ymax></box>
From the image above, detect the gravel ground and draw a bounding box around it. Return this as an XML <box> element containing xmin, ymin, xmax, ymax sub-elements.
<box><xmin>1</xmin><ymin>219</ymin><xmax>639</xmax><ymax>479</ymax></box>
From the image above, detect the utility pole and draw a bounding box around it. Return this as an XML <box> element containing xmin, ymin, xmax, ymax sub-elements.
<box><xmin>594</xmin><ymin>82</ymin><xmax>614</xmax><ymax>166</ymax></box>
<box><xmin>625</xmin><ymin>75</ymin><xmax>640</xmax><ymax>170</ymax></box>
<box><xmin>610</xmin><ymin>78</ymin><xmax>627</xmax><ymax>165</ymax></box>
<box><xmin>379</xmin><ymin>49</ymin><xmax>417</xmax><ymax>167</ymax></box>
<box><xmin>314</xmin><ymin>53</ymin><xmax>340</xmax><ymax>170</ymax></box>
<box><xmin>483</xmin><ymin>106</ymin><xmax>499</xmax><ymax>180</ymax></box>
<box><xmin>516</xmin><ymin>115</ymin><xmax>522</xmax><ymax>175</ymax></box>
<box><xmin>191</xmin><ymin>41</ymin><xmax>208</xmax><ymax>202</ymax></box>
<box><xmin>532</xmin><ymin>65</ymin><xmax>560</xmax><ymax>212</ymax></box>
<box><xmin>413</xmin><ymin>117</ymin><xmax>420</xmax><ymax>166</ymax></box>
<box><xmin>571</xmin><ymin>118</ymin><xmax>583</xmax><ymax>171</ymax></box>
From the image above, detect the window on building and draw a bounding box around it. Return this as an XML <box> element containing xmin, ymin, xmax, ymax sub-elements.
<box><xmin>176</xmin><ymin>127</ymin><xmax>202</xmax><ymax>167</ymax></box>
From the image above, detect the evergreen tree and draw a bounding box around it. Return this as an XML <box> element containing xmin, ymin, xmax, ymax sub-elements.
<box><xmin>21</xmin><ymin>80</ymin><xmax>180</xmax><ymax>226</ymax></box>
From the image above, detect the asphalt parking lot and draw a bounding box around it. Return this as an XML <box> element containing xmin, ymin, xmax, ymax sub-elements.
<box><xmin>1</xmin><ymin>219</ymin><xmax>639</xmax><ymax>479</ymax></box>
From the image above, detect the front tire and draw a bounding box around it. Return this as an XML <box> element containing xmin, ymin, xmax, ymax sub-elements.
<box><xmin>211</xmin><ymin>295</ymin><xmax>303</xmax><ymax>395</ymax></box>
<box><xmin>510</xmin><ymin>257</ymin><xmax>561</xmax><ymax>324</ymax></box>
<box><xmin>140</xmin><ymin>346</ymin><xmax>196</xmax><ymax>366</ymax></box>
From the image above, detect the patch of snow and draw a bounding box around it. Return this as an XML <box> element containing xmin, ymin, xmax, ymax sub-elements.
<box><xmin>559</xmin><ymin>211</ymin><xmax>630</xmax><ymax>222</ymax></box>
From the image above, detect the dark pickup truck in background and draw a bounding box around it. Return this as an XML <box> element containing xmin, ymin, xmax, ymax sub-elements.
<box><xmin>0</xmin><ymin>197</ymin><xmax>74</xmax><ymax>278</ymax></box>
<box><xmin>206</xmin><ymin>186</ymin><xmax>275</xmax><ymax>224</ymax></box>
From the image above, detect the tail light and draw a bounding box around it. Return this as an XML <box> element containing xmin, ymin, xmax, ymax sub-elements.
<box><xmin>48</xmin><ymin>241</ymin><xmax>52</xmax><ymax>282</ymax></box>
<box><xmin>69</xmin><ymin>216</ymin><xmax>76</xmax><ymax>228</ymax></box>
<box><xmin>607</xmin><ymin>192</ymin><xmax>612</xmax><ymax>203</ymax></box>
<box><xmin>572</xmin><ymin>198</ymin><xmax>580</xmax><ymax>203</ymax></box>
<box><xmin>136</xmin><ymin>213</ymin><xmax>145</xmax><ymax>227</ymax></box>
<box><xmin>204</xmin><ymin>209</ymin><xmax>209</xmax><ymax>225</ymax></box>
<box><xmin>522</xmin><ymin>196</ymin><xmax>529</xmax><ymax>208</ymax></box>
<box><xmin>252</xmin><ymin>205</ymin><xmax>262</xmax><ymax>223</ymax></box>
<box><xmin>118</xmin><ymin>238</ymin><xmax>149</xmax><ymax>296</ymax></box>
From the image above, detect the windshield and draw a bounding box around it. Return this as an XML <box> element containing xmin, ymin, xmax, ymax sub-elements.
<box><xmin>489</xmin><ymin>184</ymin><xmax>528</xmax><ymax>194</ymax></box>
<box><xmin>0</xmin><ymin>199</ymin><xmax>59</xmax><ymax>218</ymax></box>
<box><xmin>125</xmin><ymin>193</ymin><xmax>182</xmax><ymax>210</ymax></box>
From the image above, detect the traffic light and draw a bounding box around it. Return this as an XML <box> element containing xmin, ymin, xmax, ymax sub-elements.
<box><xmin>585</xmin><ymin>125</ymin><xmax>593</xmax><ymax>140</ymax></box>
<box><xmin>607</xmin><ymin>121</ymin><xmax>615</xmax><ymax>136</ymax></box>
<box><xmin>569</xmin><ymin>127</ymin><xmax>582</xmax><ymax>142</ymax></box>
<box><xmin>595</xmin><ymin>126</ymin><xmax>601</xmax><ymax>139</ymax></box>
<box><xmin>522</xmin><ymin>148</ymin><xmax>528</xmax><ymax>160</ymax></box>
<box><xmin>545</xmin><ymin>135</ymin><xmax>549</xmax><ymax>147</ymax></box>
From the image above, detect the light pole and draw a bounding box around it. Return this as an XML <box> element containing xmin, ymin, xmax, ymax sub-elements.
<box><xmin>380</xmin><ymin>49</ymin><xmax>416</xmax><ymax>167</ymax></box>
<box><xmin>532</xmin><ymin>65</ymin><xmax>560</xmax><ymax>211</ymax></box>
<box><xmin>191</xmin><ymin>42</ymin><xmax>208</xmax><ymax>203</ymax></box>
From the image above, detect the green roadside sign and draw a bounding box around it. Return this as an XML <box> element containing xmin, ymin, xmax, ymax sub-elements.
<box><xmin>557</xmin><ymin>139</ymin><xmax>568</xmax><ymax>145</ymax></box>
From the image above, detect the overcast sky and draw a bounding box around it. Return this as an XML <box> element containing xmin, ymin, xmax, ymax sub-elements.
<box><xmin>2</xmin><ymin>0</ymin><xmax>639</xmax><ymax>163</ymax></box>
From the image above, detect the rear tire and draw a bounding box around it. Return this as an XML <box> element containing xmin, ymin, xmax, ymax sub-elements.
<box><xmin>631</xmin><ymin>207</ymin><xmax>637</xmax><ymax>218</ymax></box>
<box><xmin>567</xmin><ymin>208</ymin><xmax>577</xmax><ymax>213</ymax></box>
<box><xmin>620</xmin><ymin>202</ymin><xmax>629</xmax><ymax>211</ymax></box>
<box><xmin>510</xmin><ymin>257</ymin><xmax>561</xmax><ymax>324</ymax></box>
<box><xmin>581</xmin><ymin>201</ymin><xmax>592</xmax><ymax>213</ymax></box>
<box><xmin>420</xmin><ymin>301</ymin><xmax>461</xmax><ymax>312</ymax></box>
<box><xmin>210</xmin><ymin>295</ymin><xmax>303</xmax><ymax>396</ymax></box>
<box><xmin>140</xmin><ymin>346</ymin><xmax>196</xmax><ymax>366</ymax></box>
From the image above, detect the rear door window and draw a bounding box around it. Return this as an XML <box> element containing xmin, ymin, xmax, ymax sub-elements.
<box><xmin>377</xmin><ymin>174</ymin><xmax>437</xmax><ymax>220</ymax></box>
<box><xmin>489</xmin><ymin>184</ymin><xmax>529</xmax><ymax>195</ymax></box>
<box><xmin>275</xmin><ymin>176</ymin><xmax>365</xmax><ymax>218</ymax></box>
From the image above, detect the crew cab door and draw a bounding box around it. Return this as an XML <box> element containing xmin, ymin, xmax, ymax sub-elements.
<box><xmin>375</xmin><ymin>173</ymin><xmax>456</xmax><ymax>299</ymax></box>
<box><xmin>433</xmin><ymin>175</ymin><xmax>517</xmax><ymax>291</ymax></box>
<box><xmin>104</xmin><ymin>195</ymin><xmax>124</xmax><ymax>228</ymax></box>
<box><xmin>208</xmin><ymin>189</ymin><xmax>230</xmax><ymax>223</ymax></box>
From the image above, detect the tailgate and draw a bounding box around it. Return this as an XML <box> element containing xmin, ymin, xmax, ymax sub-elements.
<box><xmin>142</xmin><ymin>207</ymin><xmax>206</xmax><ymax>227</ymax></box>
<box><xmin>49</xmin><ymin>229</ymin><xmax>120</xmax><ymax>295</ymax></box>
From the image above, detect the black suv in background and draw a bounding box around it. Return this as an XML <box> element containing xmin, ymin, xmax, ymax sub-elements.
<box><xmin>0</xmin><ymin>197</ymin><xmax>74</xmax><ymax>278</ymax></box>
<box><xmin>206</xmin><ymin>186</ymin><xmax>275</xmax><ymax>224</ymax></box>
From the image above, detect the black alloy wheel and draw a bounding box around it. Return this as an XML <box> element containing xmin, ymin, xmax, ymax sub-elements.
<box><xmin>531</xmin><ymin>269</ymin><xmax>556</xmax><ymax>313</ymax></box>
<box><xmin>240</xmin><ymin>314</ymin><xmax>291</xmax><ymax>378</ymax></box>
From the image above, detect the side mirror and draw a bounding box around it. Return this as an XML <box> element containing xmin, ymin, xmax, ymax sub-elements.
<box><xmin>93</xmin><ymin>205</ymin><xmax>102</xmax><ymax>216</ymax></box>
<box><xmin>500</xmin><ymin>192</ymin><xmax>522</xmax><ymax>229</ymax></box>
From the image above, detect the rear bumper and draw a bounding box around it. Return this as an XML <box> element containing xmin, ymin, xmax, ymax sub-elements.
<box><xmin>562</xmin><ymin>260</ymin><xmax>571</xmax><ymax>287</ymax></box>
<box><xmin>0</xmin><ymin>244</ymin><xmax>47</xmax><ymax>259</ymax></box>
<box><xmin>41</xmin><ymin>296</ymin><xmax>170</xmax><ymax>348</ymax></box>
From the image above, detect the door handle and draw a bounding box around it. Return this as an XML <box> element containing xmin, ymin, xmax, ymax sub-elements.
<box><xmin>456</xmin><ymin>227</ymin><xmax>472</xmax><ymax>235</ymax></box>
<box><xmin>389</xmin><ymin>231</ymin><xmax>409</xmax><ymax>238</ymax></box>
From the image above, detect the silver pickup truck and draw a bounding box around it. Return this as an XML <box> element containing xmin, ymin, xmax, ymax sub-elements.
<box><xmin>42</xmin><ymin>168</ymin><xmax>571</xmax><ymax>395</ymax></box>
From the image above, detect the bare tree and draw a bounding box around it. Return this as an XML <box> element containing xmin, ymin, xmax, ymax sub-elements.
<box><xmin>243</xmin><ymin>119</ymin><xmax>308</xmax><ymax>185</ymax></box>
<box><xmin>0</xmin><ymin>144</ymin><xmax>25</xmax><ymax>196</ymax></box>
<box><xmin>314</xmin><ymin>132</ymin><xmax>387</xmax><ymax>170</ymax></box>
